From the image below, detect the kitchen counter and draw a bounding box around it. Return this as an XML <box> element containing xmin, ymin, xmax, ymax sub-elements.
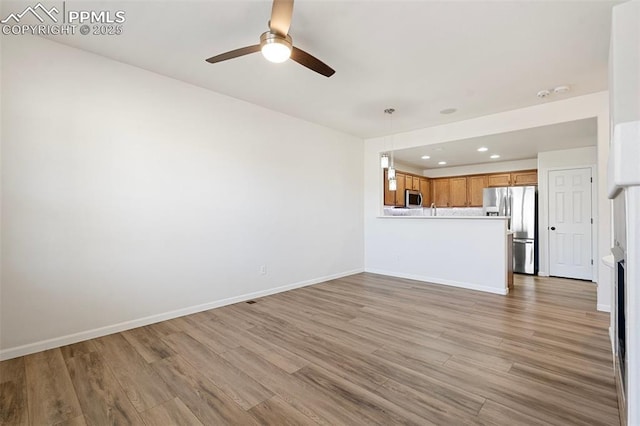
<box><xmin>378</xmin><ymin>215</ymin><xmax>509</xmax><ymax>220</ymax></box>
<box><xmin>367</xmin><ymin>216</ymin><xmax>511</xmax><ymax>295</ymax></box>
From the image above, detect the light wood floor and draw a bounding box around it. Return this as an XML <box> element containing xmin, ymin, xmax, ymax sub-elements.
<box><xmin>0</xmin><ymin>273</ymin><xmax>619</xmax><ymax>425</ymax></box>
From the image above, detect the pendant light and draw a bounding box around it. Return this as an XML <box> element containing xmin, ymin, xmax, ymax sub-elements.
<box><xmin>384</xmin><ymin>108</ymin><xmax>396</xmax><ymax>188</ymax></box>
<box><xmin>380</xmin><ymin>108</ymin><xmax>395</xmax><ymax>169</ymax></box>
<box><xmin>389</xmin><ymin>177</ymin><xmax>397</xmax><ymax>191</ymax></box>
<box><xmin>380</xmin><ymin>153</ymin><xmax>390</xmax><ymax>169</ymax></box>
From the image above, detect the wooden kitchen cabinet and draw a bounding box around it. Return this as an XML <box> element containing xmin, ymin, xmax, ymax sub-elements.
<box><xmin>383</xmin><ymin>170</ymin><xmax>428</xmax><ymax>206</ymax></box>
<box><xmin>487</xmin><ymin>173</ymin><xmax>511</xmax><ymax>187</ymax></box>
<box><xmin>447</xmin><ymin>175</ymin><xmax>487</xmax><ymax>207</ymax></box>
<box><xmin>467</xmin><ymin>175</ymin><xmax>488</xmax><ymax>207</ymax></box>
<box><xmin>432</xmin><ymin>178</ymin><xmax>451</xmax><ymax>207</ymax></box>
<box><xmin>383</xmin><ymin>169</ymin><xmax>395</xmax><ymax>206</ymax></box>
<box><xmin>420</xmin><ymin>178</ymin><xmax>431</xmax><ymax>206</ymax></box>
<box><xmin>402</xmin><ymin>175</ymin><xmax>421</xmax><ymax>192</ymax></box>
<box><xmin>383</xmin><ymin>168</ymin><xmax>536</xmax><ymax>207</ymax></box>
<box><xmin>412</xmin><ymin>177</ymin><xmax>421</xmax><ymax>191</ymax></box>
<box><xmin>395</xmin><ymin>172</ymin><xmax>406</xmax><ymax>206</ymax></box>
<box><xmin>383</xmin><ymin>170</ymin><xmax>407</xmax><ymax>206</ymax></box>
<box><xmin>511</xmin><ymin>170</ymin><xmax>537</xmax><ymax>186</ymax></box>
<box><xmin>405</xmin><ymin>175</ymin><xmax>413</xmax><ymax>191</ymax></box>
<box><xmin>449</xmin><ymin>177</ymin><xmax>468</xmax><ymax>207</ymax></box>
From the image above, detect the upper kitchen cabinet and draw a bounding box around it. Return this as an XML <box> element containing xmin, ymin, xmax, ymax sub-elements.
<box><xmin>382</xmin><ymin>168</ymin><xmax>536</xmax><ymax>207</ymax></box>
<box><xmin>395</xmin><ymin>172</ymin><xmax>406</xmax><ymax>206</ymax></box>
<box><xmin>383</xmin><ymin>169</ymin><xmax>395</xmax><ymax>206</ymax></box>
<box><xmin>383</xmin><ymin>170</ymin><xmax>407</xmax><ymax>206</ymax></box>
<box><xmin>450</xmin><ymin>175</ymin><xmax>487</xmax><ymax>207</ymax></box>
<box><xmin>405</xmin><ymin>175</ymin><xmax>420</xmax><ymax>191</ymax></box>
<box><xmin>449</xmin><ymin>177</ymin><xmax>468</xmax><ymax>207</ymax></box>
<box><xmin>420</xmin><ymin>178</ymin><xmax>431</xmax><ymax>206</ymax></box>
<box><xmin>487</xmin><ymin>173</ymin><xmax>511</xmax><ymax>187</ymax></box>
<box><xmin>487</xmin><ymin>170</ymin><xmax>538</xmax><ymax>187</ymax></box>
<box><xmin>467</xmin><ymin>175</ymin><xmax>488</xmax><ymax>207</ymax></box>
<box><xmin>432</xmin><ymin>178</ymin><xmax>451</xmax><ymax>207</ymax></box>
<box><xmin>382</xmin><ymin>170</ymin><xmax>406</xmax><ymax>206</ymax></box>
<box><xmin>383</xmin><ymin>170</ymin><xmax>429</xmax><ymax>206</ymax></box>
<box><xmin>511</xmin><ymin>170</ymin><xmax>538</xmax><ymax>186</ymax></box>
<box><xmin>412</xmin><ymin>176</ymin><xmax>421</xmax><ymax>191</ymax></box>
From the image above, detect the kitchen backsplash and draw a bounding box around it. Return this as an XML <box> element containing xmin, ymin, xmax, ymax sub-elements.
<box><xmin>435</xmin><ymin>207</ymin><xmax>484</xmax><ymax>216</ymax></box>
<box><xmin>384</xmin><ymin>207</ymin><xmax>484</xmax><ymax>216</ymax></box>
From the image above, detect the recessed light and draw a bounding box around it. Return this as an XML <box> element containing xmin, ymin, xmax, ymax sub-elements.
<box><xmin>553</xmin><ymin>85</ymin><xmax>570</xmax><ymax>94</ymax></box>
<box><xmin>435</xmin><ymin>147</ymin><xmax>444</xmax><ymax>152</ymax></box>
<box><xmin>438</xmin><ymin>161</ymin><xmax>447</xmax><ymax>165</ymax></box>
<box><xmin>477</xmin><ymin>147</ymin><xmax>488</xmax><ymax>152</ymax></box>
<box><xmin>490</xmin><ymin>154</ymin><xmax>500</xmax><ymax>159</ymax></box>
<box><xmin>440</xmin><ymin>108</ymin><xmax>457</xmax><ymax>115</ymax></box>
<box><xmin>421</xmin><ymin>155</ymin><xmax>430</xmax><ymax>160</ymax></box>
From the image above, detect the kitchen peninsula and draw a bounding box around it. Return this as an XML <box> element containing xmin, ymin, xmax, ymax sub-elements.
<box><xmin>367</xmin><ymin>215</ymin><xmax>511</xmax><ymax>295</ymax></box>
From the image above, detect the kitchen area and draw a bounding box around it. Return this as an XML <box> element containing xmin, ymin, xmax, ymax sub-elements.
<box><xmin>365</xmin><ymin>111</ymin><xmax>603</xmax><ymax>299</ymax></box>
<box><xmin>380</xmin><ymin>167</ymin><xmax>538</xmax><ymax>283</ymax></box>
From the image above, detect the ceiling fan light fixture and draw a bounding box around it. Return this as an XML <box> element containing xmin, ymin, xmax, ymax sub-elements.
<box><xmin>206</xmin><ymin>0</ymin><xmax>334</xmax><ymax>77</ymax></box>
<box><xmin>260</xmin><ymin>32</ymin><xmax>292</xmax><ymax>63</ymax></box>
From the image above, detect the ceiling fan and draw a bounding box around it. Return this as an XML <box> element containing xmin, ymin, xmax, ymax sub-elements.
<box><xmin>205</xmin><ymin>0</ymin><xmax>335</xmax><ymax>77</ymax></box>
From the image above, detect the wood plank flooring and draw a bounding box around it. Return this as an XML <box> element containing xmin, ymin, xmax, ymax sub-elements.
<box><xmin>0</xmin><ymin>273</ymin><xmax>619</xmax><ymax>425</ymax></box>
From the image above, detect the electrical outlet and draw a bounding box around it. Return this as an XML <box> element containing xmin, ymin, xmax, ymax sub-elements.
<box><xmin>259</xmin><ymin>265</ymin><xmax>267</xmax><ymax>275</ymax></box>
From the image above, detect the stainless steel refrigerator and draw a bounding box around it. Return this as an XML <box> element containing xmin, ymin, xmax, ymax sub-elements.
<box><xmin>483</xmin><ymin>186</ymin><xmax>537</xmax><ymax>274</ymax></box>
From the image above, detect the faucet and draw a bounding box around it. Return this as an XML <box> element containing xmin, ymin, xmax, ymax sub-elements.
<box><xmin>430</xmin><ymin>203</ymin><xmax>437</xmax><ymax>216</ymax></box>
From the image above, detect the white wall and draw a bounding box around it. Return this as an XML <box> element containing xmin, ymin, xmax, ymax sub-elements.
<box><xmin>596</xmin><ymin>109</ymin><xmax>612</xmax><ymax>312</ymax></box>
<box><xmin>367</xmin><ymin>217</ymin><xmax>509</xmax><ymax>295</ymax></box>
<box><xmin>393</xmin><ymin>160</ymin><xmax>424</xmax><ymax>175</ymax></box>
<box><xmin>537</xmin><ymin>147</ymin><xmax>597</xmax><ymax>280</ymax></box>
<box><xmin>609</xmin><ymin>0</ymin><xmax>640</xmax><ymax>127</ymax></box>
<box><xmin>609</xmin><ymin>4</ymin><xmax>639</xmax><ymax>422</ymax></box>
<box><xmin>364</xmin><ymin>92</ymin><xmax>611</xmax><ymax>311</ymax></box>
<box><xmin>0</xmin><ymin>36</ymin><xmax>364</xmax><ymax>358</ymax></box>
<box><xmin>424</xmin><ymin>158</ymin><xmax>538</xmax><ymax>178</ymax></box>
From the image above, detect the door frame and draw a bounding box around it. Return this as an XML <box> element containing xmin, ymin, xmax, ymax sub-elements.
<box><xmin>541</xmin><ymin>164</ymin><xmax>598</xmax><ymax>282</ymax></box>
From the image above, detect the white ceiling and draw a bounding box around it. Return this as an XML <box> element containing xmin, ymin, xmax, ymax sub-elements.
<box><xmin>5</xmin><ymin>0</ymin><xmax>618</xmax><ymax>138</ymax></box>
<box><xmin>392</xmin><ymin>118</ymin><xmax>597</xmax><ymax>170</ymax></box>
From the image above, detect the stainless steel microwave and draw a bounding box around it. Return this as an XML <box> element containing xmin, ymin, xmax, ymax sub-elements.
<box><xmin>405</xmin><ymin>189</ymin><xmax>423</xmax><ymax>208</ymax></box>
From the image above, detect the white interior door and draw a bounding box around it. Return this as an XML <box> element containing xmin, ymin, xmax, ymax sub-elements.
<box><xmin>548</xmin><ymin>168</ymin><xmax>593</xmax><ymax>280</ymax></box>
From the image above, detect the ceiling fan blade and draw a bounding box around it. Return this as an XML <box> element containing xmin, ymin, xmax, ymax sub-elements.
<box><xmin>290</xmin><ymin>47</ymin><xmax>335</xmax><ymax>77</ymax></box>
<box><xmin>206</xmin><ymin>44</ymin><xmax>261</xmax><ymax>64</ymax></box>
<box><xmin>269</xmin><ymin>0</ymin><xmax>293</xmax><ymax>36</ymax></box>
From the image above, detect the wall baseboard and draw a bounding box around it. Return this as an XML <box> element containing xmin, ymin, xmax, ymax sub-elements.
<box><xmin>0</xmin><ymin>268</ymin><xmax>364</xmax><ymax>361</ymax></box>
<box><xmin>597</xmin><ymin>303</ymin><xmax>611</xmax><ymax>313</ymax></box>
<box><xmin>365</xmin><ymin>268</ymin><xmax>508</xmax><ymax>295</ymax></box>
